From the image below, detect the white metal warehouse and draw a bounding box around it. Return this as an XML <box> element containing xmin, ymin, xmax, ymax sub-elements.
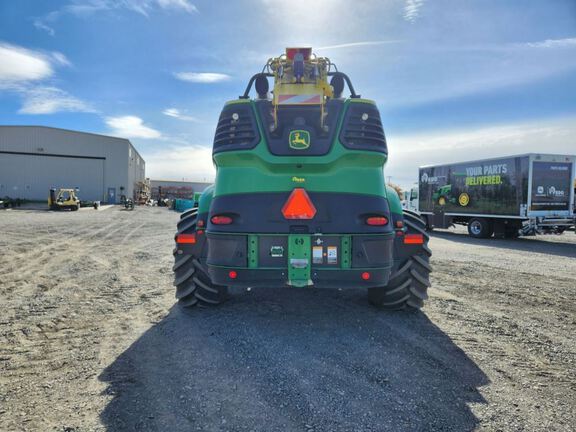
<box><xmin>0</xmin><ymin>126</ymin><xmax>145</xmax><ymax>203</ymax></box>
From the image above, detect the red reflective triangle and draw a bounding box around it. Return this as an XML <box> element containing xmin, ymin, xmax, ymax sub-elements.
<box><xmin>281</xmin><ymin>188</ymin><xmax>317</xmax><ymax>219</ymax></box>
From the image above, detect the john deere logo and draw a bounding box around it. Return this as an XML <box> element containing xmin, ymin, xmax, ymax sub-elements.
<box><xmin>289</xmin><ymin>130</ymin><xmax>310</xmax><ymax>150</ymax></box>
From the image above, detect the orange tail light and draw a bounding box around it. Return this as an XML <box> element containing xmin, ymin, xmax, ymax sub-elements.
<box><xmin>403</xmin><ymin>234</ymin><xmax>424</xmax><ymax>244</ymax></box>
<box><xmin>176</xmin><ymin>233</ymin><xmax>196</xmax><ymax>244</ymax></box>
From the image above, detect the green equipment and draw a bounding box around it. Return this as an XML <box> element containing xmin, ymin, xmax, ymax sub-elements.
<box><xmin>432</xmin><ymin>184</ymin><xmax>456</xmax><ymax>206</ymax></box>
<box><xmin>173</xmin><ymin>47</ymin><xmax>432</xmax><ymax>310</ymax></box>
<box><xmin>48</xmin><ymin>188</ymin><xmax>80</xmax><ymax>211</ymax></box>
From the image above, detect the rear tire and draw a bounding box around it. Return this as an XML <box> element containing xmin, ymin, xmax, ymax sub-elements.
<box><xmin>468</xmin><ymin>218</ymin><xmax>493</xmax><ymax>238</ymax></box>
<box><xmin>173</xmin><ymin>211</ymin><xmax>227</xmax><ymax>308</ymax></box>
<box><xmin>368</xmin><ymin>210</ymin><xmax>432</xmax><ymax>310</ymax></box>
<box><xmin>180</xmin><ymin>207</ymin><xmax>198</xmax><ymax>220</ymax></box>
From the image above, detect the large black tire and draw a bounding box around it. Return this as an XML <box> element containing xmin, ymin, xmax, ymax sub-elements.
<box><xmin>468</xmin><ymin>217</ymin><xmax>493</xmax><ymax>238</ymax></box>
<box><xmin>173</xmin><ymin>210</ymin><xmax>228</xmax><ymax>308</ymax></box>
<box><xmin>368</xmin><ymin>210</ymin><xmax>432</xmax><ymax>310</ymax></box>
<box><xmin>180</xmin><ymin>207</ymin><xmax>198</xmax><ymax>220</ymax></box>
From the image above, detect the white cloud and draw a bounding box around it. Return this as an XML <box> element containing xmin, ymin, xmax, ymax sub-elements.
<box><xmin>162</xmin><ymin>108</ymin><xmax>201</xmax><ymax>122</ymax></box>
<box><xmin>0</xmin><ymin>42</ymin><xmax>93</xmax><ymax>115</ymax></box>
<box><xmin>0</xmin><ymin>43</ymin><xmax>53</xmax><ymax>82</ymax></box>
<box><xmin>174</xmin><ymin>72</ymin><xmax>231</xmax><ymax>83</ymax></box>
<box><xmin>106</xmin><ymin>115</ymin><xmax>162</xmax><ymax>139</ymax></box>
<box><xmin>33</xmin><ymin>20</ymin><xmax>56</xmax><ymax>36</ymax></box>
<box><xmin>316</xmin><ymin>40</ymin><xmax>402</xmax><ymax>50</ymax></box>
<box><xmin>34</xmin><ymin>0</ymin><xmax>197</xmax><ymax>34</ymax></box>
<box><xmin>157</xmin><ymin>0</ymin><xmax>197</xmax><ymax>13</ymax></box>
<box><xmin>369</xmin><ymin>36</ymin><xmax>576</xmax><ymax>108</ymax></box>
<box><xmin>521</xmin><ymin>38</ymin><xmax>576</xmax><ymax>49</ymax></box>
<box><xmin>18</xmin><ymin>87</ymin><xmax>95</xmax><ymax>114</ymax></box>
<box><xmin>386</xmin><ymin>117</ymin><xmax>576</xmax><ymax>188</ymax></box>
<box><xmin>404</xmin><ymin>0</ymin><xmax>425</xmax><ymax>22</ymax></box>
<box><xmin>51</xmin><ymin>52</ymin><xmax>72</xmax><ymax>67</ymax></box>
<box><xmin>144</xmin><ymin>145</ymin><xmax>215</xmax><ymax>181</ymax></box>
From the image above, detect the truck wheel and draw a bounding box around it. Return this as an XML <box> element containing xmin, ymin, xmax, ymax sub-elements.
<box><xmin>468</xmin><ymin>218</ymin><xmax>493</xmax><ymax>238</ymax></box>
<box><xmin>368</xmin><ymin>210</ymin><xmax>432</xmax><ymax>310</ymax></box>
<box><xmin>173</xmin><ymin>211</ymin><xmax>227</xmax><ymax>308</ymax></box>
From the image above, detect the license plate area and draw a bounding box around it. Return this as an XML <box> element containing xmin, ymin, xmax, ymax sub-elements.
<box><xmin>310</xmin><ymin>235</ymin><xmax>341</xmax><ymax>267</ymax></box>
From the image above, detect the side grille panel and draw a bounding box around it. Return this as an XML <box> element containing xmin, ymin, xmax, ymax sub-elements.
<box><xmin>213</xmin><ymin>105</ymin><xmax>260</xmax><ymax>153</ymax></box>
<box><xmin>339</xmin><ymin>103</ymin><xmax>387</xmax><ymax>153</ymax></box>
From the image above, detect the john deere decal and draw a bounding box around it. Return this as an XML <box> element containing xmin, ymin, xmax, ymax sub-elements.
<box><xmin>289</xmin><ymin>130</ymin><xmax>310</xmax><ymax>150</ymax></box>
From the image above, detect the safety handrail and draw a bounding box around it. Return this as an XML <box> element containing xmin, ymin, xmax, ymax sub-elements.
<box><xmin>239</xmin><ymin>71</ymin><xmax>360</xmax><ymax>99</ymax></box>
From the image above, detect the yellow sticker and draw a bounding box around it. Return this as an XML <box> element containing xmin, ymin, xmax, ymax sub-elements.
<box><xmin>459</xmin><ymin>193</ymin><xmax>470</xmax><ymax>206</ymax></box>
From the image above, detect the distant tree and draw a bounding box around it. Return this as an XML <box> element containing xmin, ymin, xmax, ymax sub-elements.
<box><xmin>387</xmin><ymin>182</ymin><xmax>404</xmax><ymax>200</ymax></box>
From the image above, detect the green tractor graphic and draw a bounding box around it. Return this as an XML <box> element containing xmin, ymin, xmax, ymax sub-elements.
<box><xmin>432</xmin><ymin>184</ymin><xmax>457</xmax><ymax>206</ymax></box>
<box><xmin>432</xmin><ymin>184</ymin><xmax>470</xmax><ymax>207</ymax></box>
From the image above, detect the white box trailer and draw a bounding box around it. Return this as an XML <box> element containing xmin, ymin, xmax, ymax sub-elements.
<box><xmin>409</xmin><ymin>153</ymin><xmax>576</xmax><ymax>238</ymax></box>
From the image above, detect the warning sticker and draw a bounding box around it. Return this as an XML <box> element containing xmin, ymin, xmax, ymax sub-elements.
<box><xmin>312</xmin><ymin>246</ymin><xmax>323</xmax><ymax>264</ymax></box>
<box><xmin>327</xmin><ymin>246</ymin><xmax>338</xmax><ymax>264</ymax></box>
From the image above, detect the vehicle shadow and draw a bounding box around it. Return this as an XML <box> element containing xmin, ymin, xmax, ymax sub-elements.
<box><xmin>432</xmin><ymin>229</ymin><xmax>576</xmax><ymax>259</ymax></box>
<box><xmin>99</xmin><ymin>288</ymin><xmax>488</xmax><ymax>431</ymax></box>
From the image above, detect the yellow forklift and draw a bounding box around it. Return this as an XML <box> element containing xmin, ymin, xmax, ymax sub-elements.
<box><xmin>48</xmin><ymin>188</ymin><xmax>81</xmax><ymax>211</ymax></box>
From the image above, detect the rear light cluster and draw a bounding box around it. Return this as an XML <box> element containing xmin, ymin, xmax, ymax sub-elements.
<box><xmin>404</xmin><ymin>234</ymin><xmax>424</xmax><ymax>244</ymax></box>
<box><xmin>366</xmin><ymin>216</ymin><xmax>388</xmax><ymax>226</ymax></box>
<box><xmin>176</xmin><ymin>233</ymin><xmax>196</xmax><ymax>244</ymax></box>
<box><xmin>211</xmin><ymin>215</ymin><xmax>233</xmax><ymax>225</ymax></box>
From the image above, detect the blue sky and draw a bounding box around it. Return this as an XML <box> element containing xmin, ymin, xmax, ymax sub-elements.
<box><xmin>1</xmin><ymin>0</ymin><xmax>575</xmax><ymax>187</ymax></box>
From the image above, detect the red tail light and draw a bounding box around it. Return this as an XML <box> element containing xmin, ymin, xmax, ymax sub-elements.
<box><xmin>404</xmin><ymin>234</ymin><xmax>424</xmax><ymax>244</ymax></box>
<box><xmin>366</xmin><ymin>216</ymin><xmax>388</xmax><ymax>226</ymax></box>
<box><xmin>176</xmin><ymin>233</ymin><xmax>196</xmax><ymax>244</ymax></box>
<box><xmin>211</xmin><ymin>215</ymin><xmax>233</xmax><ymax>225</ymax></box>
<box><xmin>228</xmin><ymin>270</ymin><xmax>238</xmax><ymax>279</ymax></box>
<box><xmin>361</xmin><ymin>272</ymin><xmax>371</xmax><ymax>280</ymax></box>
<box><xmin>282</xmin><ymin>188</ymin><xmax>317</xmax><ymax>219</ymax></box>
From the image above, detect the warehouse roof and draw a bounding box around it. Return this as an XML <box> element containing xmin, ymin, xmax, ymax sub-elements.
<box><xmin>0</xmin><ymin>125</ymin><xmax>144</xmax><ymax>160</ymax></box>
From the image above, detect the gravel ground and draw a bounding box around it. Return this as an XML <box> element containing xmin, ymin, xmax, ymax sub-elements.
<box><xmin>0</xmin><ymin>206</ymin><xmax>574</xmax><ymax>432</ymax></box>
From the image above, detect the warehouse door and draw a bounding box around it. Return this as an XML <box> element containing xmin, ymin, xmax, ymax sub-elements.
<box><xmin>107</xmin><ymin>188</ymin><xmax>116</xmax><ymax>203</ymax></box>
<box><xmin>0</xmin><ymin>154</ymin><xmax>105</xmax><ymax>201</ymax></box>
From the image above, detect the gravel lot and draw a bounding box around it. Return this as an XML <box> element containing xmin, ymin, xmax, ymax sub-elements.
<box><xmin>0</xmin><ymin>206</ymin><xmax>575</xmax><ymax>431</ymax></box>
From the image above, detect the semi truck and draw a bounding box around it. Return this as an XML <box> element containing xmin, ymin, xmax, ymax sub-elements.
<box><xmin>406</xmin><ymin>154</ymin><xmax>576</xmax><ymax>238</ymax></box>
